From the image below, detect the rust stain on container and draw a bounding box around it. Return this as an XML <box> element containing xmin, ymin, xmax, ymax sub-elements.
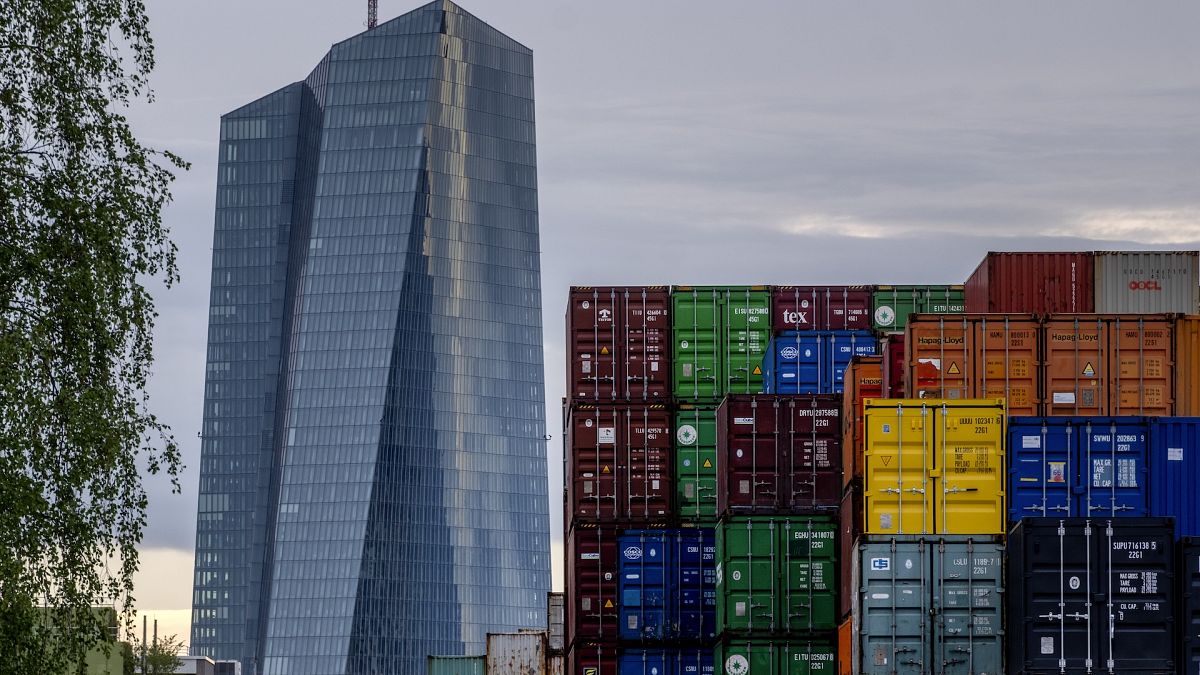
<box><xmin>487</xmin><ymin>632</ymin><xmax>548</xmax><ymax>675</ymax></box>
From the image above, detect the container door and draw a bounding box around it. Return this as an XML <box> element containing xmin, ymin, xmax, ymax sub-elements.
<box><xmin>721</xmin><ymin>398</ymin><xmax>782</xmax><ymax>513</ymax></box>
<box><xmin>623</xmin><ymin>287</ymin><xmax>671</xmax><ymax>400</ymax></box>
<box><xmin>1017</xmin><ymin>522</ymin><xmax>1095</xmax><ymax>672</ymax></box>
<box><xmin>859</xmin><ymin>540</ymin><xmax>928</xmax><ymax>674</ymax></box>
<box><xmin>675</xmin><ymin>406</ymin><xmax>719</xmax><ymax>520</ymax></box>
<box><xmin>567</xmin><ymin>527</ymin><xmax>620</xmax><ymax>644</ymax></box>
<box><xmin>618</xmin><ymin>650</ymin><xmax>669</xmax><ymax>675</ymax></box>
<box><xmin>826</xmin><ymin>331</ymin><xmax>878</xmax><ymax>394</ymax></box>
<box><xmin>768</xmin><ymin>332</ymin><xmax>822</xmax><ymax>394</ymax></box>
<box><xmin>1043</xmin><ymin>317</ymin><xmax>1108</xmax><ymax>416</ymax></box>
<box><xmin>773</xmin><ymin>286</ymin><xmax>821</xmax><ymax>331</ymax></box>
<box><xmin>1101</xmin><ymin>522</ymin><xmax>1175</xmax><ymax>672</ymax></box>
<box><xmin>622</xmin><ymin>407</ymin><xmax>672</xmax><ymax>520</ymax></box>
<box><xmin>673</xmin><ymin>289</ymin><xmax>722</xmax><ymax>400</ymax></box>
<box><xmin>619</xmin><ymin>532</ymin><xmax>671</xmax><ymax>641</ymax></box>
<box><xmin>1078</xmin><ymin>419</ymin><xmax>1148</xmax><ymax>517</ymax></box>
<box><xmin>675</xmin><ymin>649</ymin><xmax>713</xmax><ymax>675</ymax></box>
<box><xmin>1008</xmin><ymin>419</ymin><xmax>1075</xmax><ymax>523</ymax></box>
<box><xmin>714</xmin><ymin>642</ymin><xmax>771</xmax><ymax>675</ymax></box>
<box><xmin>778</xmin><ymin>519</ymin><xmax>837</xmax><ymax>633</ymax></box>
<box><xmin>1150</xmin><ymin>418</ymin><xmax>1200</xmax><ymax>538</ymax></box>
<box><xmin>932</xmin><ymin>539</ymin><xmax>1004</xmax><ymax>675</ymax></box>
<box><xmin>907</xmin><ymin>317</ymin><xmax>972</xmax><ymax>400</ymax></box>
<box><xmin>973</xmin><ymin>317</ymin><xmax>1040</xmax><ymax>416</ymax></box>
<box><xmin>717</xmin><ymin>521</ymin><xmax>778</xmax><ymax>634</ymax></box>
<box><xmin>1181</xmin><ymin>539</ymin><xmax>1200</xmax><ymax>675</ymax></box>
<box><xmin>780</xmin><ymin>640</ymin><xmax>837</xmax><ymax>674</ymax></box>
<box><xmin>570</xmin><ymin>406</ymin><xmax>619</xmax><ymax>521</ymax></box>
<box><xmin>674</xmin><ymin>530</ymin><xmax>713</xmax><ymax>641</ymax></box>
<box><xmin>842</xmin><ymin>359</ymin><xmax>883</xmax><ymax>490</ymax></box>
<box><xmin>782</xmin><ymin>396</ymin><xmax>841</xmax><ymax>511</ymax></box>
<box><xmin>569</xmin><ymin>288</ymin><xmax>620</xmax><ymax>400</ymax></box>
<box><xmin>864</xmin><ymin>403</ymin><xmax>934</xmax><ymax>534</ymax></box>
<box><xmin>934</xmin><ymin>404</ymin><xmax>1005</xmax><ymax>534</ymax></box>
<box><xmin>825</xmin><ymin>286</ymin><xmax>873</xmax><ymax>331</ymax></box>
<box><xmin>1108</xmin><ymin>318</ymin><xmax>1174</xmax><ymax>416</ymax></box>
<box><xmin>724</xmin><ymin>288</ymin><xmax>771</xmax><ymax>395</ymax></box>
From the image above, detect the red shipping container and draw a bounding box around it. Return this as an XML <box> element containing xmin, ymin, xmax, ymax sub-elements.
<box><xmin>567</xmin><ymin>286</ymin><xmax>671</xmax><ymax>402</ymax></box>
<box><xmin>838</xmin><ymin>485</ymin><xmax>862</xmax><ymax>620</ymax></box>
<box><xmin>964</xmin><ymin>252</ymin><xmax>1094</xmax><ymax>314</ymax></box>
<box><xmin>567</xmin><ymin>642</ymin><xmax>618</xmax><ymax>675</ymax></box>
<box><xmin>565</xmin><ymin>526</ymin><xmax>621</xmax><ymax>647</ymax></box>
<box><xmin>566</xmin><ymin>404</ymin><xmax>672</xmax><ymax>525</ymax></box>
<box><xmin>716</xmin><ymin>394</ymin><xmax>842</xmax><ymax>515</ymax></box>
<box><xmin>771</xmin><ymin>285</ymin><xmax>873</xmax><ymax>331</ymax></box>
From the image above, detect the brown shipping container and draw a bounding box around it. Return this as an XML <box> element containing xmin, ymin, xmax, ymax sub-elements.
<box><xmin>964</xmin><ymin>252</ymin><xmax>1095</xmax><ymax>313</ymax></box>
<box><xmin>842</xmin><ymin>357</ymin><xmax>883</xmax><ymax>489</ymax></box>
<box><xmin>1043</xmin><ymin>315</ymin><xmax>1174</xmax><ymax>416</ymax></box>
<box><xmin>1176</xmin><ymin>316</ymin><xmax>1200</xmax><ymax>416</ymax></box>
<box><xmin>906</xmin><ymin>314</ymin><xmax>1041</xmax><ymax>416</ymax></box>
<box><xmin>566</xmin><ymin>286</ymin><xmax>670</xmax><ymax>402</ymax></box>
<box><xmin>716</xmin><ymin>394</ymin><xmax>842</xmax><ymax>515</ymax></box>
<box><xmin>771</xmin><ymin>285</ymin><xmax>873</xmax><ymax>331</ymax></box>
<box><xmin>565</xmin><ymin>526</ymin><xmax>621</xmax><ymax>647</ymax></box>
<box><xmin>566</xmin><ymin>642</ymin><xmax>618</xmax><ymax>675</ymax></box>
<box><xmin>838</xmin><ymin>485</ymin><xmax>862</xmax><ymax>621</ymax></box>
<box><xmin>566</xmin><ymin>404</ymin><xmax>672</xmax><ymax>525</ymax></box>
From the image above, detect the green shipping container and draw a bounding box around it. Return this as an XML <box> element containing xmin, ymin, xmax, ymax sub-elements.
<box><xmin>715</xmin><ymin>639</ymin><xmax>837</xmax><ymax>675</ymax></box>
<box><xmin>716</xmin><ymin>516</ymin><xmax>837</xmax><ymax>635</ymax></box>
<box><xmin>673</xmin><ymin>286</ymin><xmax>771</xmax><ymax>399</ymax></box>
<box><xmin>426</xmin><ymin>655</ymin><xmax>485</xmax><ymax>675</ymax></box>
<box><xmin>872</xmin><ymin>285</ymin><xmax>964</xmax><ymax>332</ymax></box>
<box><xmin>675</xmin><ymin>403</ymin><xmax>719</xmax><ymax>519</ymax></box>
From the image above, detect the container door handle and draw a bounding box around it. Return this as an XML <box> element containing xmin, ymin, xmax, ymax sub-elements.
<box><xmin>944</xmin><ymin>486</ymin><xmax>978</xmax><ymax>494</ymax></box>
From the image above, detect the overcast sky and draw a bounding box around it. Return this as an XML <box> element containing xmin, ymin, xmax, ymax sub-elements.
<box><xmin>127</xmin><ymin>0</ymin><xmax>1200</xmax><ymax>643</ymax></box>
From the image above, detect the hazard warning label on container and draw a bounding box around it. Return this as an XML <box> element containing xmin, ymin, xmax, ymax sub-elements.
<box><xmin>702</xmin><ymin>458</ymin><xmax>713</xmax><ymax>468</ymax></box>
<box><xmin>947</xmin><ymin>362</ymin><xmax>961</xmax><ymax>375</ymax></box>
<box><xmin>603</xmin><ymin>600</ymin><xmax>613</xmax><ymax>609</ymax></box>
<box><xmin>752</xmin><ymin>365</ymin><xmax>762</xmax><ymax>375</ymax></box>
<box><xmin>600</xmin><ymin>346</ymin><xmax>609</xmax><ymax>355</ymax></box>
<box><xmin>601</xmin><ymin>465</ymin><xmax>611</xmax><ymax>475</ymax></box>
<box><xmin>1082</xmin><ymin>362</ymin><xmax>1096</xmax><ymax>377</ymax></box>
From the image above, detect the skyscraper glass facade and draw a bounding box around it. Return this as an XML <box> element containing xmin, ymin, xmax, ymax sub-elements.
<box><xmin>190</xmin><ymin>3</ymin><xmax>550</xmax><ymax>673</ymax></box>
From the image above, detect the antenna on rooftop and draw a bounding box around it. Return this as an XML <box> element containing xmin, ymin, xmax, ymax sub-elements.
<box><xmin>367</xmin><ymin>0</ymin><xmax>378</xmax><ymax>29</ymax></box>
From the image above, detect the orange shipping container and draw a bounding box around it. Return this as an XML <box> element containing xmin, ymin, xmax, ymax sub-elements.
<box><xmin>1176</xmin><ymin>316</ymin><xmax>1200</xmax><ymax>416</ymax></box>
<box><xmin>842</xmin><ymin>356</ymin><xmax>884</xmax><ymax>489</ymax></box>
<box><xmin>1043</xmin><ymin>315</ymin><xmax>1174</xmax><ymax>416</ymax></box>
<box><xmin>838</xmin><ymin>617</ymin><xmax>854</xmax><ymax>675</ymax></box>
<box><xmin>906</xmin><ymin>314</ymin><xmax>1041</xmax><ymax>416</ymax></box>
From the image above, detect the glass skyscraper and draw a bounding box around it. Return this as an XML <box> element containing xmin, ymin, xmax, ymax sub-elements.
<box><xmin>190</xmin><ymin>3</ymin><xmax>550</xmax><ymax>673</ymax></box>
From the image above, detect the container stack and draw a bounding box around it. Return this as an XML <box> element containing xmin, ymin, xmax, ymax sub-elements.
<box><xmin>566</xmin><ymin>250</ymin><xmax>1200</xmax><ymax>675</ymax></box>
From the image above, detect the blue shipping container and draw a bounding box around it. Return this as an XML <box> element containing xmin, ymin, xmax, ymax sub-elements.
<box><xmin>1007</xmin><ymin>417</ymin><xmax>1149</xmax><ymax>524</ymax></box>
<box><xmin>1149</xmin><ymin>417</ymin><xmax>1200</xmax><ymax>537</ymax></box>
<box><xmin>618</xmin><ymin>530</ymin><xmax>716</xmax><ymax>642</ymax></box>
<box><xmin>763</xmin><ymin>330</ymin><xmax>876</xmax><ymax>394</ymax></box>
<box><xmin>619</xmin><ymin>649</ymin><xmax>713</xmax><ymax>675</ymax></box>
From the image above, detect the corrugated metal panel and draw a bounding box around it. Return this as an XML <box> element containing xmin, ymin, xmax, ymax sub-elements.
<box><xmin>715</xmin><ymin>516</ymin><xmax>837</xmax><ymax>635</ymax></box>
<box><xmin>965</xmin><ymin>251</ymin><xmax>1095</xmax><ymax>313</ymax></box>
<box><xmin>427</xmin><ymin>655</ymin><xmax>485</xmax><ymax>675</ymax></box>
<box><xmin>568</xmin><ymin>642</ymin><xmax>617</xmax><ymax>675</ymax></box>
<box><xmin>1008</xmin><ymin>417</ymin><xmax>1150</xmax><ymax>523</ymax></box>
<box><xmin>566</xmin><ymin>286</ymin><xmax>671</xmax><ymax>402</ymax></box>
<box><xmin>547</xmin><ymin>654</ymin><xmax>565</xmax><ymax>675</ymax></box>
<box><xmin>618</xmin><ymin>649</ymin><xmax>712</xmax><ymax>675</ymax></box>
<box><xmin>565</xmin><ymin>527</ymin><xmax>620</xmax><ymax>647</ymax></box>
<box><xmin>872</xmin><ymin>285</ymin><xmax>965</xmax><ymax>332</ymax></box>
<box><xmin>771</xmin><ymin>285</ymin><xmax>873</xmax><ymax>331</ymax></box>
<box><xmin>1175</xmin><ymin>317</ymin><xmax>1200</xmax><ymax>416</ymax></box>
<box><xmin>838</xmin><ymin>618</ymin><xmax>853</xmax><ymax>675</ymax></box>
<box><xmin>487</xmin><ymin>632</ymin><xmax>546</xmax><ymax>675</ymax></box>
<box><xmin>674</xmin><ymin>404</ymin><xmax>719</xmax><ymax>519</ymax></box>
<box><xmin>672</xmin><ymin>287</ymin><xmax>770</xmax><ymax>399</ymax></box>
<box><xmin>1149</xmin><ymin>417</ymin><xmax>1200</xmax><ymax>538</ymax></box>
<box><xmin>617</xmin><ymin>529</ymin><xmax>716</xmax><ymax>642</ymax></box>
<box><xmin>856</xmin><ymin>536</ymin><xmax>1004</xmax><ymax>675</ymax></box>
<box><xmin>547</xmin><ymin>593</ymin><xmax>565</xmax><ymax>653</ymax></box>
<box><xmin>715</xmin><ymin>639</ymin><xmax>837</xmax><ymax>675</ymax></box>
<box><xmin>842</xmin><ymin>357</ymin><xmax>884</xmax><ymax>490</ymax></box>
<box><xmin>837</xmin><ymin>486</ymin><xmax>862</xmax><ymax>621</ymax></box>
<box><xmin>863</xmin><ymin>399</ymin><xmax>1007</xmax><ymax>534</ymax></box>
<box><xmin>1180</xmin><ymin>538</ymin><xmax>1200</xmax><ymax>675</ymax></box>
<box><xmin>1007</xmin><ymin>518</ymin><xmax>1176</xmax><ymax>675</ymax></box>
<box><xmin>1094</xmin><ymin>250</ymin><xmax>1199</xmax><ymax>313</ymax></box>
<box><xmin>764</xmin><ymin>331</ymin><xmax>877</xmax><ymax>394</ymax></box>
<box><xmin>717</xmin><ymin>395</ymin><xmax>842</xmax><ymax>514</ymax></box>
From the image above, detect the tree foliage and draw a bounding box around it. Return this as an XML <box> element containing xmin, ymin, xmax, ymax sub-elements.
<box><xmin>0</xmin><ymin>1</ymin><xmax>186</xmax><ymax>672</ymax></box>
<box><xmin>129</xmin><ymin>633</ymin><xmax>185</xmax><ymax>675</ymax></box>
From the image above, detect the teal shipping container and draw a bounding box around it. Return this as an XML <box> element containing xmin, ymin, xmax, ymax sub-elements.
<box><xmin>427</xmin><ymin>655</ymin><xmax>485</xmax><ymax>675</ymax></box>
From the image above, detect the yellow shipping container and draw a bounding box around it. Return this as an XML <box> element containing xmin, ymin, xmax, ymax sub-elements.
<box><xmin>863</xmin><ymin>398</ymin><xmax>1006</xmax><ymax>534</ymax></box>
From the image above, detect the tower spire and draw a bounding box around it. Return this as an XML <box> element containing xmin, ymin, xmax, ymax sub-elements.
<box><xmin>367</xmin><ymin>0</ymin><xmax>377</xmax><ymax>29</ymax></box>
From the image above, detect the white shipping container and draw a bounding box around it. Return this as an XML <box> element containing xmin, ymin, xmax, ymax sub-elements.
<box><xmin>546</xmin><ymin>592</ymin><xmax>565</xmax><ymax>653</ymax></box>
<box><xmin>1094</xmin><ymin>250</ymin><xmax>1199</xmax><ymax>313</ymax></box>
<box><xmin>487</xmin><ymin>632</ymin><xmax>548</xmax><ymax>675</ymax></box>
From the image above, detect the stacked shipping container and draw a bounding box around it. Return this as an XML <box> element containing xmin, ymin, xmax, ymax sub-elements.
<box><xmin>566</xmin><ymin>250</ymin><xmax>1199</xmax><ymax>675</ymax></box>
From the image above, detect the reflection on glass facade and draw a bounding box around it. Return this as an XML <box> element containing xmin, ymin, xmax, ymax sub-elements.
<box><xmin>190</xmin><ymin>3</ymin><xmax>549</xmax><ymax>673</ymax></box>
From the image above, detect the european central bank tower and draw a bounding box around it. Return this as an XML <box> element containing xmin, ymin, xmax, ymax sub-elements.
<box><xmin>190</xmin><ymin>3</ymin><xmax>550</xmax><ymax>673</ymax></box>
